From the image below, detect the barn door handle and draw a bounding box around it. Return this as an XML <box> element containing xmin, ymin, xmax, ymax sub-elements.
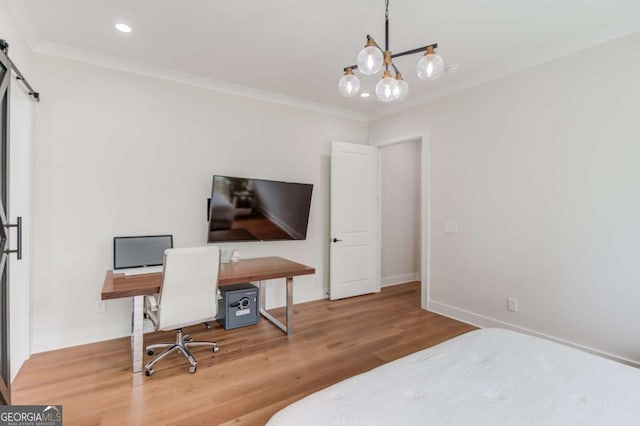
<box><xmin>5</xmin><ymin>216</ymin><xmax>22</xmax><ymax>260</ymax></box>
<box><xmin>332</xmin><ymin>238</ymin><xmax>343</xmax><ymax>243</ymax></box>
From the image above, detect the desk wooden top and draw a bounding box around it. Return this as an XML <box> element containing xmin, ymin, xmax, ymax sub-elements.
<box><xmin>101</xmin><ymin>256</ymin><xmax>315</xmax><ymax>300</ymax></box>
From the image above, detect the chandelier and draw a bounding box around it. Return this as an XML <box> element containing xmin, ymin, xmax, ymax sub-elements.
<box><xmin>338</xmin><ymin>0</ymin><xmax>444</xmax><ymax>102</ymax></box>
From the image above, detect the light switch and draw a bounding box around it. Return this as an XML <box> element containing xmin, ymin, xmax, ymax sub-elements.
<box><xmin>444</xmin><ymin>222</ymin><xmax>458</xmax><ymax>234</ymax></box>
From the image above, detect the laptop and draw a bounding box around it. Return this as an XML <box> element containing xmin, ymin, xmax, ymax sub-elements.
<box><xmin>113</xmin><ymin>235</ymin><xmax>173</xmax><ymax>275</ymax></box>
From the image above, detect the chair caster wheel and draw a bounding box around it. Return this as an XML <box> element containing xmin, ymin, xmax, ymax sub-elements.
<box><xmin>147</xmin><ymin>350</ymin><xmax>154</xmax><ymax>356</ymax></box>
<box><xmin>212</xmin><ymin>345</ymin><xmax>219</xmax><ymax>353</ymax></box>
<box><xmin>145</xmin><ymin>369</ymin><xmax>153</xmax><ymax>377</ymax></box>
<box><xmin>189</xmin><ymin>365</ymin><xmax>197</xmax><ymax>374</ymax></box>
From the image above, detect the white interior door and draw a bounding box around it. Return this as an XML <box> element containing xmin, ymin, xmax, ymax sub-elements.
<box><xmin>330</xmin><ymin>141</ymin><xmax>379</xmax><ymax>300</ymax></box>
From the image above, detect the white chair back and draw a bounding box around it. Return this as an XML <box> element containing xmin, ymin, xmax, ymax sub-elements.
<box><xmin>157</xmin><ymin>246</ymin><xmax>220</xmax><ymax>331</ymax></box>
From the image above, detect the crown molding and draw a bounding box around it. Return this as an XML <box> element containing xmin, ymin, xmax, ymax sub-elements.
<box><xmin>2</xmin><ymin>0</ymin><xmax>40</xmax><ymax>50</ymax></box>
<box><xmin>33</xmin><ymin>41</ymin><xmax>368</xmax><ymax>123</ymax></box>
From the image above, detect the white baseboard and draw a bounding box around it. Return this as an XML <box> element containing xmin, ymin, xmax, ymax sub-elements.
<box><xmin>428</xmin><ymin>299</ymin><xmax>640</xmax><ymax>368</ymax></box>
<box><xmin>381</xmin><ymin>273</ymin><xmax>419</xmax><ymax>287</ymax></box>
<box><xmin>31</xmin><ymin>322</ymin><xmax>131</xmax><ymax>354</ymax></box>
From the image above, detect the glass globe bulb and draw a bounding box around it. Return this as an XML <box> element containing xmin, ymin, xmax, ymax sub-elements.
<box><xmin>357</xmin><ymin>46</ymin><xmax>384</xmax><ymax>75</ymax></box>
<box><xmin>375</xmin><ymin>75</ymin><xmax>399</xmax><ymax>102</ymax></box>
<box><xmin>417</xmin><ymin>53</ymin><xmax>444</xmax><ymax>81</ymax></box>
<box><xmin>393</xmin><ymin>79</ymin><xmax>409</xmax><ymax>102</ymax></box>
<box><xmin>338</xmin><ymin>73</ymin><xmax>361</xmax><ymax>98</ymax></box>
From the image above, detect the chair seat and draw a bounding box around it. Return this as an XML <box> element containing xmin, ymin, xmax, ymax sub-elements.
<box><xmin>143</xmin><ymin>246</ymin><xmax>221</xmax><ymax>376</ymax></box>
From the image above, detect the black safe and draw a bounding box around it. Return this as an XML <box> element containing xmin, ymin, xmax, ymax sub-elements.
<box><xmin>217</xmin><ymin>283</ymin><xmax>260</xmax><ymax>330</ymax></box>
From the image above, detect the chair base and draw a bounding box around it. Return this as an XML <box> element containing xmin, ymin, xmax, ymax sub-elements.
<box><xmin>144</xmin><ymin>328</ymin><xmax>218</xmax><ymax>376</ymax></box>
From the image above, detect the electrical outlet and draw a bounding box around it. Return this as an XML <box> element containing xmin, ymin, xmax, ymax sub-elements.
<box><xmin>96</xmin><ymin>301</ymin><xmax>106</xmax><ymax>313</ymax></box>
<box><xmin>507</xmin><ymin>297</ymin><xmax>518</xmax><ymax>312</ymax></box>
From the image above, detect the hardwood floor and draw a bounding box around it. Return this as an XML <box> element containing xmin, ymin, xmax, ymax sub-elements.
<box><xmin>13</xmin><ymin>282</ymin><xmax>475</xmax><ymax>425</ymax></box>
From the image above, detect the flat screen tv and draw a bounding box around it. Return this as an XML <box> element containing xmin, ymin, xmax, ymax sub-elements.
<box><xmin>207</xmin><ymin>175</ymin><xmax>313</xmax><ymax>243</ymax></box>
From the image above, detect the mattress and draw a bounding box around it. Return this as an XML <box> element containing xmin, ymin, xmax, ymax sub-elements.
<box><xmin>267</xmin><ymin>328</ymin><xmax>640</xmax><ymax>426</ymax></box>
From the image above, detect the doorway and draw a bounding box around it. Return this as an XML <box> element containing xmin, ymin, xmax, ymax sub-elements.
<box><xmin>379</xmin><ymin>139</ymin><xmax>421</xmax><ymax>288</ymax></box>
<box><xmin>373</xmin><ymin>132</ymin><xmax>429</xmax><ymax>309</ymax></box>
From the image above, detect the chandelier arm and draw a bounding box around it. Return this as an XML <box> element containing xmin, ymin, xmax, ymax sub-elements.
<box><xmin>343</xmin><ymin>42</ymin><xmax>440</xmax><ymax>75</ymax></box>
<box><xmin>391</xmin><ymin>43</ymin><xmax>438</xmax><ymax>60</ymax></box>
<box><xmin>342</xmin><ymin>63</ymin><xmax>400</xmax><ymax>76</ymax></box>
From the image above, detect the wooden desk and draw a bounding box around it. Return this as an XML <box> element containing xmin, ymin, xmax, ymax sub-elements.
<box><xmin>102</xmin><ymin>256</ymin><xmax>315</xmax><ymax>373</ymax></box>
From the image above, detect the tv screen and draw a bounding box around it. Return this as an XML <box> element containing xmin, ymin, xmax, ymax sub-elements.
<box><xmin>207</xmin><ymin>175</ymin><xmax>313</xmax><ymax>243</ymax></box>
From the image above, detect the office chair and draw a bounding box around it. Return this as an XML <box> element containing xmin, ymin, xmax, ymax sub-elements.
<box><xmin>143</xmin><ymin>246</ymin><xmax>221</xmax><ymax>376</ymax></box>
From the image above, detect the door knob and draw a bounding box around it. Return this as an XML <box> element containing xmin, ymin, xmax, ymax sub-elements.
<box><xmin>332</xmin><ymin>238</ymin><xmax>343</xmax><ymax>243</ymax></box>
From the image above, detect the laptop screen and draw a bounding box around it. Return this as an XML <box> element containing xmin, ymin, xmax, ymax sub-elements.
<box><xmin>113</xmin><ymin>235</ymin><xmax>173</xmax><ymax>270</ymax></box>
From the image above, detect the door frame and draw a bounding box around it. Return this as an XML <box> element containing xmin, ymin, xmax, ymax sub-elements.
<box><xmin>372</xmin><ymin>129</ymin><xmax>430</xmax><ymax>309</ymax></box>
<box><xmin>0</xmin><ymin>47</ymin><xmax>11</xmax><ymax>404</ymax></box>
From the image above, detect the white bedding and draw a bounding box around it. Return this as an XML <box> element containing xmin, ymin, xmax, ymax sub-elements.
<box><xmin>267</xmin><ymin>328</ymin><xmax>640</xmax><ymax>426</ymax></box>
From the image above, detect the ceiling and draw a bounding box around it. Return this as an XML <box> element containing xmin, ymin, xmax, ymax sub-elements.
<box><xmin>11</xmin><ymin>0</ymin><xmax>640</xmax><ymax>118</ymax></box>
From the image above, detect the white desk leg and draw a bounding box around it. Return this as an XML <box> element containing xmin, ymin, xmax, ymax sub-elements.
<box><xmin>259</xmin><ymin>281</ymin><xmax>265</xmax><ymax>312</ymax></box>
<box><xmin>131</xmin><ymin>295</ymin><xmax>144</xmax><ymax>373</ymax></box>
<box><xmin>258</xmin><ymin>277</ymin><xmax>294</xmax><ymax>335</ymax></box>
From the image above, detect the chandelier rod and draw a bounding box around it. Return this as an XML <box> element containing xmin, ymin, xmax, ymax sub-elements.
<box><xmin>337</xmin><ymin>0</ymin><xmax>444</xmax><ymax>102</ymax></box>
<box><xmin>385</xmin><ymin>0</ymin><xmax>389</xmax><ymax>52</ymax></box>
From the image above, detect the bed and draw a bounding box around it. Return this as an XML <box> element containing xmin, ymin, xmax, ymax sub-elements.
<box><xmin>267</xmin><ymin>328</ymin><xmax>640</xmax><ymax>425</ymax></box>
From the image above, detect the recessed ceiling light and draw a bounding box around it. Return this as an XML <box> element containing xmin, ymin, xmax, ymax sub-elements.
<box><xmin>360</xmin><ymin>92</ymin><xmax>370</xmax><ymax>98</ymax></box>
<box><xmin>115</xmin><ymin>23</ymin><xmax>132</xmax><ymax>33</ymax></box>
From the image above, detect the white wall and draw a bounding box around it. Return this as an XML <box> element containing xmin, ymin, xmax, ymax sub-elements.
<box><xmin>1</xmin><ymin>1</ymin><xmax>35</xmax><ymax>382</ymax></box>
<box><xmin>370</xmin><ymin>31</ymin><xmax>640</xmax><ymax>364</ymax></box>
<box><xmin>379</xmin><ymin>140</ymin><xmax>420</xmax><ymax>286</ymax></box>
<box><xmin>30</xmin><ymin>54</ymin><xmax>367</xmax><ymax>353</ymax></box>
